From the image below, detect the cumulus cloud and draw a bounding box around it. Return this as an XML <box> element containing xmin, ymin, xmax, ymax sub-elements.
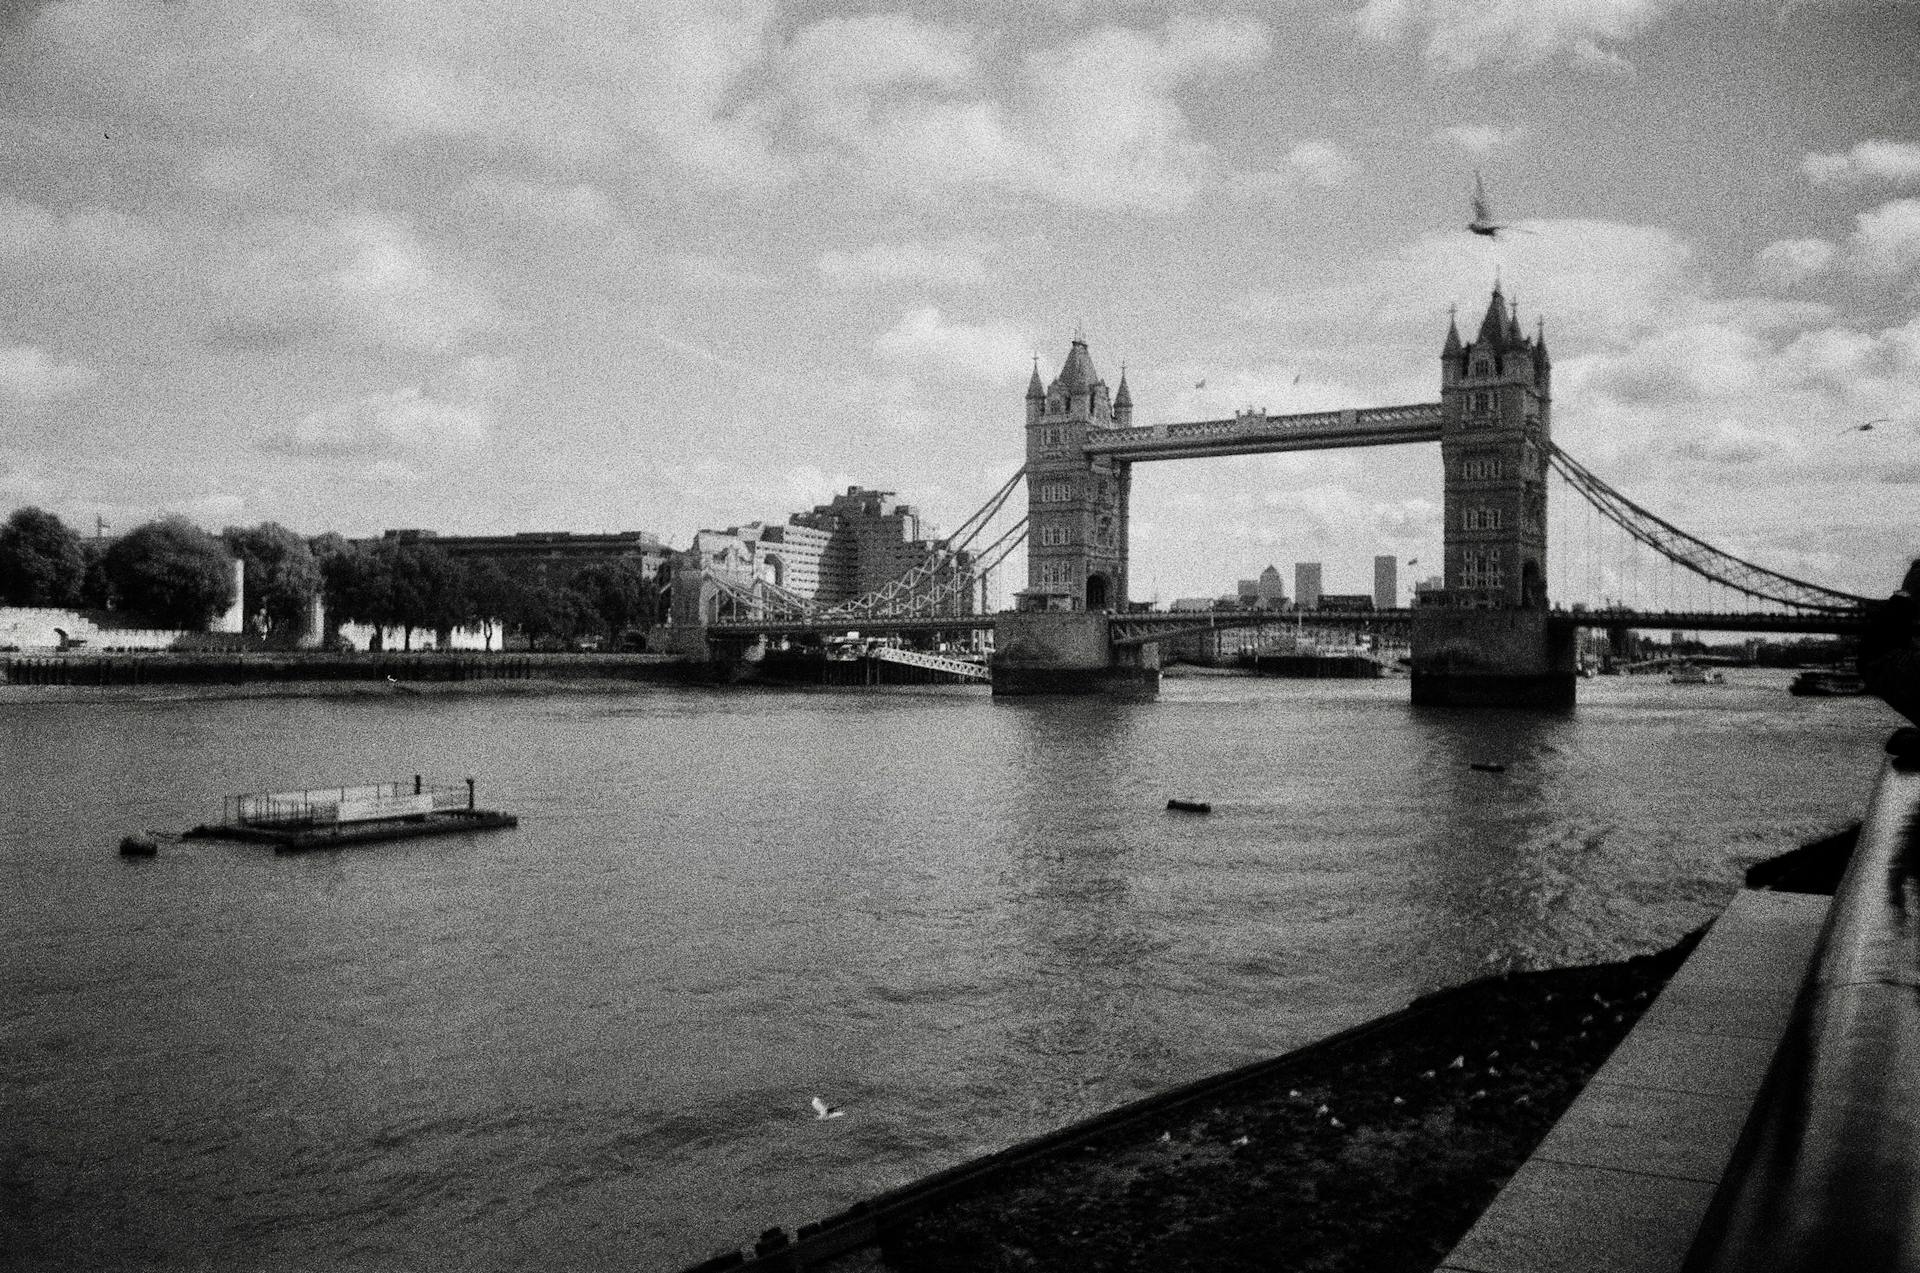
<box><xmin>1355</xmin><ymin>0</ymin><xmax>1672</xmax><ymax>70</ymax></box>
<box><xmin>1847</xmin><ymin>197</ymin><xmax>1920</xmax><ymax>283</ymax></box>
<box><xmin>777</xmin><ymin>13</ymin><xmax>1270</xmax><ymax>214</ymax></box>
<box><xmin>21</xmin><ymin>0</ymin><xmax>783</xmax><ymax>179</ymax></box>
<box><xmin>1435</xmin><ymin>124</ymin><xmax>1523</xmax><ymax>155</ymax></box>
<box><xmin>0</xmin><ymin>342</ymin><xmax>99</xmax><ymax>403</ymax></box>
<box><xmin>1754</xmin><ymin>237</ymin><xmax>1838</xmax><ymax>286</ymax></box>
<box><xmin>455</xmin><ymin>178</ymin><xmax>619</xmax><ymax>232</ymax></box>
<box><xmin>817</xmin><ymin>241</ymin><xmax>989</xmax><ymax>287</ymax></box>
<box><xmin>873</xmin><ymin>307</ymin><xmax>1033</xmax><ymax>384</ymax></box>
<box><xmin>0</xmin><ymin>196</ymin><xmax>161</xmax><ymax>271</ymax></box>
<box><xmin>258</xmin><ymin>356</ymin><xmax>517</xmax><ymax>458</ymax></box>
<box><xmin>206</xmin><ymin>213</ymin><xmax>504</xmax><ymax>350</ymax></box>
<box><xmin>1802</xmin><ymin>140</ymin><xmax>1920</xmax><ymax>188</ymax></box>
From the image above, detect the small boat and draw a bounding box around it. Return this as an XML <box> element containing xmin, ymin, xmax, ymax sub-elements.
<box><xmin>1166</xmin><ymin>798</ymin><xmax>1212</xmax><ymax>814</ymax></box>
<box><xmin>1790</xmin><ymin>670</ymin><xmax>1867</xmax><ymax>697</ymax></box>
<box><xmin>1469</xmin><ymin>762</ymin><xmax>1507</xmax><ymax>774</ymax></box>
<box><xmin>117</xmin><ymin>833</ymin><xmax>159</xmax><ymax>857</ymax></box>
<box><xmin>1670</xmin><ymin>663</ymin><xmax>1725</xmax><ymax>685</ymax></box>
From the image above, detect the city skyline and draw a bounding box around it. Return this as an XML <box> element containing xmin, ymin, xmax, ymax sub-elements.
<box><xmin>3</xmin><ymin>1</ymin><xmax>1917</xmax><ymax>601</ymax></box>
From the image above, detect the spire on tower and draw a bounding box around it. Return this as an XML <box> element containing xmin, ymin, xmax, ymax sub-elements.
<box><xmin>1114</xmin><ymin>363</ymin><xmax>1132</xmax><ymax>407</ymax></box>
<box><xmin>1474</xmin><ymin>283</ymin><xmax>1511</xmax><ymax>349</ymax></box>
<box><xmin>1027</xmin><ymin>355</ymin><xmax>1044</xmax><ymax>400</ymax></box>
<box><xmin>1443</xmin><ymin>305</ymin><xmax>1463</xmax><ymax>357</ymax></box>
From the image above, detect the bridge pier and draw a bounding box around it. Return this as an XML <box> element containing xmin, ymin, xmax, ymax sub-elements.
<box><xmin>991</xmin><ymin>610</ymin><xmax>1160</xmax><ymax>697</ymax></box>
<box><xmin>1410</xmin><ymin>607</ymin><xmax>1577</xmax><ymax>708</ymax></box>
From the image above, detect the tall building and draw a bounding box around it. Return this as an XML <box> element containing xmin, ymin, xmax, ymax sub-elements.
<box><xmin>1294</xmin><ymin>562</ymin><xmax>1322</xmax><ymax>611</ymax></box>
<box><xmin>1237</xmin><ymin>564</ymin><xmax>1288</xmax><ymax>610</ymax></box>
<box><xmin>691</xmin><ymin>486</ymin><xmax>973</xmax><ymax>612</ymax></box>
<box><xmin>1373</xmin><ymin>555</ymin><xmax>1397</xmax><ymax>609</ymax></box>
<box><xmin>1438</xmin><ymin>284</ymin><xmax>1552</xmax><ymax>607</ymax></box>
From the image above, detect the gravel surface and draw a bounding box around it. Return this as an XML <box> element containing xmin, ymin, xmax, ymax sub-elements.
<box><xmin>863</xmin><ymin>936</ymin><xmax>1704</xmax><ymax>1273</ymax></box>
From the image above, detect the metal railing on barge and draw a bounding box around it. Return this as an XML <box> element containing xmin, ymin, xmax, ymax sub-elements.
<box><xmin>224</xmin><ymin>778</ymin><xmax>473</xmax><ymax>830</ymax></box>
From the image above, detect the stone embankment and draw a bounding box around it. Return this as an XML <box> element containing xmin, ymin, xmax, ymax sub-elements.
<box><xmin>0</xmin><ymin>651</ymin><xmax>703</xmax><ymax>694</ymax></box>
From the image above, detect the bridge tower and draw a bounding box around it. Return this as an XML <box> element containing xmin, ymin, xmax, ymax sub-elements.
<box><xmin>1022</xmin><ymin>331</ymin><xmax>1130</xmax><ymax>612</ymax></box>
<box><xmin>994</xmin><ymin>330</ymin><xmax>1157</xmax><ymax>695</ymax></box>
<box><xmin>1413</xmin><ymin>286</ymin><xmax>1576</xmax><ymax>707</ymax></box>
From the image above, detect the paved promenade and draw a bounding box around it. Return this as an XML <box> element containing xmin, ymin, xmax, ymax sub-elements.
<box><xmin>1437</xmin><ymin>888</ymin><xmax>1829</xmax><ymax>1273</ymax></box>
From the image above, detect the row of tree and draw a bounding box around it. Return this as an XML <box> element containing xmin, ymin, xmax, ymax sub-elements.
<box><xmin>0</xmin><ymin>507</ymin><xmax>665</xmax><ymax>648</ymax></box>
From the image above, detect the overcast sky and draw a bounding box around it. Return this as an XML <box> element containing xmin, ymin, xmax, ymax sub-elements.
<box><xmin>2</xmin><ymin>0</ymin><xmax>1917</xmax><ymax>602</ymax></box>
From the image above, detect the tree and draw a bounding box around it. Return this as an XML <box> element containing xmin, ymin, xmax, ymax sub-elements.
<box><xmin>316</xmin><ymin>538</ymin><xmax>390</xmax><ymax>634</ymax></box>
<box><xmin>385</xmin><ymin>543</ymin><xmax>467</xmax><ymax>649</ymax></box>
<box><xmin>571</xmin><ymin>558</ymin><xmax>656</xmax><ymax>645</ymax></box>
<box><xmin>0</xmin><ymin>507</ymin><xmax>86</xmax><ymax>607</ymax></box>
<box><xmin>463</xmin><ymin>559</ymin><xmax>524</xmax><ymax>651</ymax></box>
<box><xmin>102</xmin><ymin>517</ymin><xmax>237</xmax><ymax>629</ymax></box>
<box><xmin>222</xmin><ymin>522</ymin><xmax>321</xmax><ymax>639</ymax></box>
<box><xmin>518</xmin><ymin>584</ymin><xmax>594</xmax><ymax>649</ymax></box>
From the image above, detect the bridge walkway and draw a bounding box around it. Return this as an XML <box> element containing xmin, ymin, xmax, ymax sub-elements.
<box><xmin>1437</xmin><ymin>887</ymin><xmax>1829</xmax><ymax>1273</ymax></box>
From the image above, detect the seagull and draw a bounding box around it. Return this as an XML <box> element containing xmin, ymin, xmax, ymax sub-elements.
<box><xmin>385</xmin><ymin>675</ymin><xmax>422</xmax><ymax>697</ymax></box>
<box><xmin>1406</xmin><ymin>558</ymin><xmax>1419</xmax><ymax>567</ymax></box>
<box><xmin>1231</xmin><ymin>1135</ymin><xmax>1251</xmax><ymax>1147</ymax></box>
<box><xmin>1839</xmin><ymin>418</ymin><xmax>1892</xmax><ymax>434</ymax></box>
<box><xmin>1194</xmin><ymin>378</ymin><xmax>1207</xmax><ymax>390</ymax></box>
<box><xmin>1468</xmin><ymin>171</ymin><xmax>1534</xmax><ymax>238</ymax></box>
<box><xmin>810</xmin><ymin>1096</ymin><xmax>844</xmax><ymax>1120</ymax></box>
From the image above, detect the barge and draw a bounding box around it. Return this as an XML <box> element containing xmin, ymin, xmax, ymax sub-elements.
<box><xmin>183</xmin><ymin>777</ymin><xmax>517</xmax><ymax>851</ymax></box>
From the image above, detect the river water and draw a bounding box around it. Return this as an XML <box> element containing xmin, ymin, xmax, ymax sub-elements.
<box><xmin>0</xmin><ymin>672</ymin><xmax>1896</xmax><ymax>1270</ymax></box>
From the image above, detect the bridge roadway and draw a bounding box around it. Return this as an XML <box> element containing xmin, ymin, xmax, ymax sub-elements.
<box><xmin>706</xmin><ymin>604</ymin><xmax>1863</xmax><ymax>644</ymax></box>
<box><xmin>1080</xmin><ymin>402</ymin><xmax>1443</xmax><ymax>462</ymax></box>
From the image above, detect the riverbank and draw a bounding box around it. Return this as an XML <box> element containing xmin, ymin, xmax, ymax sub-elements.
<box><xmin>693</xmin><ymin>828</ymin><xmax>1858</xmax><ymax>1273</ymax></box>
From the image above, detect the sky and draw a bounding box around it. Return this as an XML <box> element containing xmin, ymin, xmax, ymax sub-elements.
<box><xmin>2</xmin><ymin>0</ymin><xmax>1918</xmax><ymax>604</ymax></box>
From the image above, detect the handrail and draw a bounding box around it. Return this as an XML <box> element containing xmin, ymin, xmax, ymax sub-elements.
<box><xmin>1686</xmin><ymin>730</ymin><xmax>1920</xmax><ymax>1271</ymax></box>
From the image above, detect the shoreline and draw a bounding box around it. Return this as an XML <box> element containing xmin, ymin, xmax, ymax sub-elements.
<box><xmin>688</xmin><ymin>830</ymin><xmax>1855</xmax><ymax>1273</ymax></box>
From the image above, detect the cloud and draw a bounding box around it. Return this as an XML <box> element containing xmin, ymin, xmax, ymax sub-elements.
<box><xmin>777</xmin><ymin>14</ymin><xmax>1271</xmax><ymax>214</ymax></box>
<box><xmin>258</xmin><ymin>356</ymin><xmax>517</xmax><ymax>458</ymax></box>
<box><xmin>0</xmin><ymin>342</ymin><xmax>99</xmax><ymax>403</ymax></box>
<box><xmin>1355</xmin><ymin>0</ymin><xmax>1672</xmax><ymax>71</ymax></box>
<box><xmin>1802</xmin><ymin>140</ymin><xmax>1920</xmax><ymax>188</ymax></box>
<box><xmin>1284</xmin><ymin>140</ymin><xmax>1357</xmax><ymax>189</ymax></box>
<box><xmin>1435</xmin><ymin>124</ymin><xmax>1523</xmax><ymax>155</ymax></box>
<box><xmin>817</xmin><ymin>241</ymin><xmax>989</xmax><ymax>288</ymax></box>
<box><xmin>1847</xmin><ymin>197</ymin><xmax>1920</xmax><ymax>283</ymax></box>
<box><xmin>455</xmin><ymin>178</ymin><xmax>619</xmax><ymax>232</ymax></box>
<box><xmin>676</xmin><ymin>254</ymin><xmax>777</xmax><ymax>291</ymax></box>
<box><xmin>1754</xmin><ymin>237</ymin><xmax>1838</xmax><ymax>286</ymax></box>
<box><xmin>873</xmin><ymin>307</ymin><xmax>1033</xmax><ymax>384</ymax></box>
<box><xmin>777</xmin><ymin>12</ymin><xmax>977</xmax><ymax>101</ymax></box>
<box><xmin>19</xmin><ymin>0</ymin><xmax>784</xmax><ymax>180</ymax></box>
<box><xmin>0</xmin><ymin>196</ymin><xmax>161</xmax><ymax>272</ymax></box>
<box><xmin>206</xmin><ymin>213</ymin><xmax>504</xmax><ymax>350</ymax></box>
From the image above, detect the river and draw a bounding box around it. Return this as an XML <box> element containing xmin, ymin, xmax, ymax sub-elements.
<box><xmin>0</xmin><ymin>671</ymin><xmax>1896</xmax><ymax>1270</ymax></box>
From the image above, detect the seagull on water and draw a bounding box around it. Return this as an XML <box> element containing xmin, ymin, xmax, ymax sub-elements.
<box><xmin>811</xmin><ymin>1096</ymin><xmax>845</xmax><ymax>1120</ymax></box>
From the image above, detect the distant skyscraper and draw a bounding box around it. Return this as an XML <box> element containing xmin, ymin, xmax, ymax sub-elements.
<box><xmin>1294</xmin><ymin>562</ymin><xmax>1322</xmax><ymax>611</ymax></box>
<box><xmin>1374</xmin><ymin>555</ymin><xmax>1397</xmax><ymax>609</ymax></box>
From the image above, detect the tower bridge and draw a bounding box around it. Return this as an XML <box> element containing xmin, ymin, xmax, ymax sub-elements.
<box><xmin>678</xmin><ymin>285</ymin><xmax>1869</xmax><ymax>705</ymax></box>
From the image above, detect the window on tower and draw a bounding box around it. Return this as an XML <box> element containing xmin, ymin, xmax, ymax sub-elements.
<box><xmin>1468</xmin><ymin>391</ymin><xmax>1493</xmax><ymax>417</ymax></box>
<box><xmin>1464</xmin><ymin>507</ymin><xmax>1503</xmax><ymax>531</ymax></box>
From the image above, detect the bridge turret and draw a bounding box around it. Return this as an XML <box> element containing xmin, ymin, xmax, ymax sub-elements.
<box><xmin>1026</xmin><ymin>357</ymin><xmax>1044</xmax><ymax>426</ymax></box>
<box><xmin>1114</xmin><ymin>366</ymin><xmax>1133</xmax><ymax>426</ymax></box>
<box><xmin>1439</xmin><ymin>284</ymin><xmax>1553</xmax><ymax>610</ymax></box>
<box><xmin>1442</xmin><ymin>308</ymin><xmax>1463</xmax><ymax>385</ymax></box>
<box><xmin>1022</xmin><ymin>331</ymin><xmax>1129</xmax><ymax>612</ymax></box>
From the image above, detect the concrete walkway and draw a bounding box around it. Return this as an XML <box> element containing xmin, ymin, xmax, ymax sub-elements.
<box><xmin>1437</xmin><ymin>889</ymin><xmax>1830</xmax><ymax>1273</ymax></box>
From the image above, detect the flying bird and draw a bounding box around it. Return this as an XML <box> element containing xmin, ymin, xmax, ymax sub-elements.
<box><xmin>1406</xmin><ymin>558</ymin><xmax>1418</xmax><ymax>567</ymax></box>
<box><xmin>1194</xmin><ymin>378</ymin><xmax>1207</xmax><ymax>390</ymax></box>
<box><xmin>1839</xmin><ymin>418</ymin><xmax>1892</xmax><ymax>434</ymax></box>
<box><xmin>810</xmin><ymin>1096</ymin><xmax>844</xmax><ymax>1121</ymax></box>
<box><xmin>1468</xmin><ymin>171</ymin><xmax>1534</xmax><ymax>238</ymax></box>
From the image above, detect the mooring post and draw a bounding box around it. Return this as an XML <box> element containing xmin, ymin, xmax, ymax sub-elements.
<box><xmin>413</xmin><ymin>774</ymin><xmax>422</xmax><ymax>795</ymax></box>
<box><xmin>466</xmin><ymin>777</ymin><xmax>475</xmax><ymax>810</ymax></box>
